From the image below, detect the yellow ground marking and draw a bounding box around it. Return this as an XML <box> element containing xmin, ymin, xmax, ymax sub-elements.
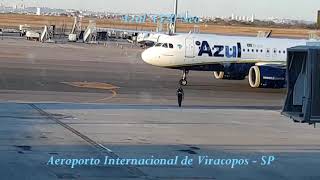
<box><xmin>61</xmin><ymin>82</ymin><xmax>119</xmax><ymax>90</ymax></box>
<box><xmin>61</xmin><ymin>82</ymin><xmax>119</xmax><ymax>103</ymax></box>
<box><xmin>91</xmin><ymin>89</ymin><xmax>117</xmax><ymax>103</ymax></box>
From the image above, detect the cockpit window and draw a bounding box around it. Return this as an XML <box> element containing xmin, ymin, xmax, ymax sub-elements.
<box><xmin>155</xmin><ymin>43</ymin><xmax>173</xmax><ymax>48</ymax></box>
<box><xmin>162</xmin><ymin>43</ymin><xmax>168</xmax><ymax>48</ymax></box>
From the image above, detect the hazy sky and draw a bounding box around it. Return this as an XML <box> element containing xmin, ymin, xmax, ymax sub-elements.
<box><xmin>3</xmin><ymin>0</ymin><xmax>320</xmax><ymax>21</ymax></box>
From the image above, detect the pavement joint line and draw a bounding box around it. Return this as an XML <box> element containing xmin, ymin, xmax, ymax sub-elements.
<box><xmin>28</xmin><ymin>103</ymin><xmax>149</xmax><ymax>179</ymax></box>
<box><xmin>97</xmin><ymin>143</ymin><xmax>113</xmax><ymax>152</ymax></box>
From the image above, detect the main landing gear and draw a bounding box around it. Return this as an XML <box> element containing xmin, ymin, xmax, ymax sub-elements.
<box><xmin>179</xmin><ymin>70</ymin><xmax>189</xmax><ymax>86</ymax></box>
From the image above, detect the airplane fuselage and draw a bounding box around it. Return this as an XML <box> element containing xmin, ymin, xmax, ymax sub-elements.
<box><xmin>142</xmin><ymin>34</ymin><xmax>307</xmax><ymax>69</ymax></box>
<box><xmin>141</xmin><ymin>33</ymin><xmax>315</xmax><ymax>88</ymax></box>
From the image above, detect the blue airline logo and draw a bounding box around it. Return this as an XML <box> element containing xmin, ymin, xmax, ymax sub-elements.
<box><xmin>196</xmin><ymin>41</ymin><xmax>242</xmax><ymax>58</ymax></box>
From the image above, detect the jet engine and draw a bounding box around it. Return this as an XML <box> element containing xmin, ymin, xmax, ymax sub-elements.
<box><xmin>248</xmin><ymin>65</ymin><xmax>286</xmax><ymax>88</ymax></box>
<box><xmin>213</xmin><ymin>64</ymin><xmax>253</xmax><ymax>80</ymax></box>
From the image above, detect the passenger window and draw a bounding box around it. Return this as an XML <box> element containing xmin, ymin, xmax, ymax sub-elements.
<box><xmin>252</xmin><ymin>49</ymin><xmax>254</xmax><ymax>52</ymax></box>
<box><xmin>260</xmin><ymin>49</ymin><xmax>263</xmax><ymax>53</ymax></box>
<box><xmin>247</xmin><ymin>49</ymin><xmax>250</xmax><ymax>52</ymax></box>
<box><xmin>256</xmin><ymin>49</ymin><xmax>258</xmax><ymax>52</ymax></box>
<box><xmin>169</xmin><ymin>44</ymin><xmax>174</xmax><ymax>48</ymax></box>
<box><xmin>283</xmin><ymin>50</ymin><xmax>286</xmax><ymax>54</ymax></box>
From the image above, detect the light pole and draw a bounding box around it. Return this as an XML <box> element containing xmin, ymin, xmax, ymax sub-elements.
<box><xmin>172</xmin><ymin>0</ymin><xmax>178</xmax><ymax>34</ymax></box>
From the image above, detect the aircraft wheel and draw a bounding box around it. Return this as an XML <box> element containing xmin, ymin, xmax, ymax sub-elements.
<box><xmin>179</xmin><ymin>79</ymin><xmax>188</xmax><ymax>86</ymax></box>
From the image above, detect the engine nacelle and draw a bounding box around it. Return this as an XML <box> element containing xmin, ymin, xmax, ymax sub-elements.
<box><xmin>213</xmin><ymin>63</ymin><xmax>253</xmax><ymax>80</ymax></box>
<box><xmin>213</xmin><ymin>71</ymin><xmax>225</xmax><ymax>79</ymax></box>
<box><xmin>248</xmin><ymin>65</ymin><xmax>286</xmax><ymax>88</ymax></box>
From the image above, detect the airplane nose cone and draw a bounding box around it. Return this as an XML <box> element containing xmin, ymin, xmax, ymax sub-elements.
<box><xmin>141</xmin><ymin>49</ymin><xmax>152</xmax><ymax>65</ymax></box>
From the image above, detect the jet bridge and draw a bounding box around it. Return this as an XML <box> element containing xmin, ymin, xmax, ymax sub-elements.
<box><xmin>83</xmin><ymin>20</ymin><xmax>97</xmax><ymax>43</ymax></box>
<box><xmin>282</xmin><ymin>45</ymin><xmax>320</xmax><ymax>126</ymax></box>
<box><xmin>40</xmin><ymin>25</ymin><xmax>55</xmax><ymax>43</ymax></box>
<box><xmin>68</xmin><ymin>16</ymin><xmax>82</xmax><ymax>42</ymax></box>
<box><xmin>257</xmin><ymin>30</ymin><xmax>272</xmax><ymax>38</ymax></box>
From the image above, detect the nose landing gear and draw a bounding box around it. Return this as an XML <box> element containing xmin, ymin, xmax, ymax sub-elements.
<box><xmin>179</xmin><ymin>70</ymin><xmax>189</xmax><ymax>86</ymax></box>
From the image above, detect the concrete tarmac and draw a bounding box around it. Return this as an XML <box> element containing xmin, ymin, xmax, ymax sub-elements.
<box><xmin>0</xmin><ymin>38</ymin><xmax>285</xmax><ymax>106</ymax></box>
<box><xmin>0</xmin><ymin>38</ymin><xmax>319</xmax><ymax>180</ymax></box>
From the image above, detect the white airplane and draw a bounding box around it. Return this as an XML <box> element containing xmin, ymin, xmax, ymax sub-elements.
<box><xmin>102</xmin><ymin>28</ymin><xmax>167</xmax><ymax>47</ymax></box>
<box><xmin>141</xmin><ymin>33</ymin><xmax>318</xmax><ymax>88</ymax></box>
<box><xmin>136</xmin><ymin>32</ymin><xmax>165</xmax><ymax>46</ymax></box>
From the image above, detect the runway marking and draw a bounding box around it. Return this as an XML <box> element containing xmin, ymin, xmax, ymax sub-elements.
<box><xmin>28</xmin><ymin>104</ymin><xmax>147</xmax><ymax>177</ymax></box>
<box><xmin>61</xmin><ymin>82</ymin><xmax>119</xmax><ymax>103</ymax></box>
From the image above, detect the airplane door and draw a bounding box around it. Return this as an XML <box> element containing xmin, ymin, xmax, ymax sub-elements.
<box><xmin>185</xmin><ymin>38</ymin><xmax>195</xmax><ymax>58</ymax></box>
